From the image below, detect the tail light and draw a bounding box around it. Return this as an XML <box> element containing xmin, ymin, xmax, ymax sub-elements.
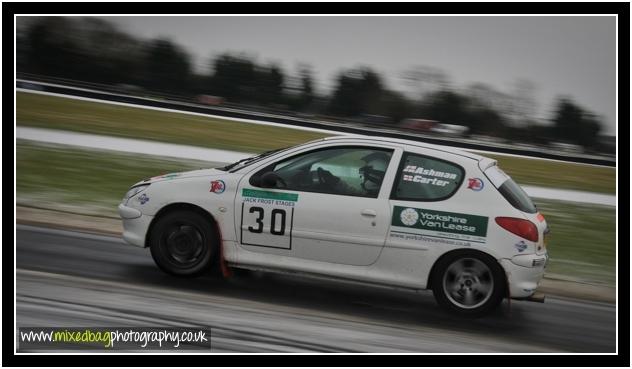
<box><xmin>495</xmin><ymin>217</ymin><xmax>539</xmax><ymax>242</ymax></box>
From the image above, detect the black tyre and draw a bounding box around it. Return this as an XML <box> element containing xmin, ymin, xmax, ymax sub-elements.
<box><xmin>431</xmin><ymin>251</ymin><xmax>506</xmax><ymax>317</ymax></box>
<box><xmin>149</xmin><ymin>210</ymin><xmax>217</xmax><ymax>277</ymax></box>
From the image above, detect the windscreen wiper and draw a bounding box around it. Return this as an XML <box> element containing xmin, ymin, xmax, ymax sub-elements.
<box><xmin>218</xmin><ymin>147</ymin><xmax>287</xmax><ymax>172</ymax></box>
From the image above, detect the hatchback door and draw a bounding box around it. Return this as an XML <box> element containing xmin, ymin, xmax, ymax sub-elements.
<box><xmin>483</xmin><ymin>164</ymin><xmax>549</xmax><ymax>256</ymax></box>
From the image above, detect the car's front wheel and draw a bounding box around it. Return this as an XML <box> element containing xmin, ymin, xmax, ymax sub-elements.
<box><xmin>431</xmin><ymin>251</ymin><xmax>506</xmax><ymax>317</ymax></box>
<box><xmin>149</xmin><ymin>210</ymin><xmax>217</xmax><ymax>277</ymax></box>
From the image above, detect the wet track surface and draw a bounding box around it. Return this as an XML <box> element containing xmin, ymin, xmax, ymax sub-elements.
<box><xmin>16</xmin><ymin>225</ymin><xmax>616</xmax><ymax>352</ymax></box>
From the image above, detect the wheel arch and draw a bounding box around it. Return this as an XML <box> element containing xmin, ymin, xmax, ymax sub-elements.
<box><xmin>426</xmin><ymin>248</ymin><xmax>508</xmax><ymax>296</ymax></box>
<box><xmin>145</xmin><ymin>202</ymin><xmax>220</xmax><ymax>248</ymax></box>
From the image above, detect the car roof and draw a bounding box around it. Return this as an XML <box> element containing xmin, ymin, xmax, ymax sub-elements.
<box><xmin>319</xmin><ymin>135</ymin><xmax>486</xmax><ymax>162</ymax></box>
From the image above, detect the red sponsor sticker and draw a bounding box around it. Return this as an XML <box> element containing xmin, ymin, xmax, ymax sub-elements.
<box><xmin>466</xmin><ymin>178</ymin><xmax>484</xmax><ymax>191</ymax></box>
<box><xmin>210</xmin><ymin>180</ymin><xmax>226</xmax><ymax>194</ymax></box>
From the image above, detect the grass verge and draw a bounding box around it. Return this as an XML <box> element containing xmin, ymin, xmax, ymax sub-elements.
<box><xmin>17</xmin><ymin>141</ymin><xmax>616</xmax><ymax>286</ymax></box>
<box><xmin>16</xmin><ymin>140</ymin><xmax>219</xmax><ymax>217</ymax></box>
<box><xmin>17</xmin><ymin>91</ymin><xmax>615</xmax><ymax>193</ymax></box>
<box><xmin>484</xmin><ymin>153</ymin><xmax>615</xmax><ymax>194</ymax></box>
<box><xmin>16</xmin><ymin>91</ymin><xmax>329</xmax><ymax>153</ymax></box>
<box><xmin>536</xmin><ymin>199</ymin><xmax>615</xmax><ymax>285</ymax></box>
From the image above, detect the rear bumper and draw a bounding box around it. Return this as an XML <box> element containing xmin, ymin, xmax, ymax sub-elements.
<box><xmin>118</xmin><ymin>203</ymin><xmax>153</xmax><ymax>247</ymax></box>
<box><xmin>500</xmin><ymin>253</ymin><xmax>548</xmax><ymax>299</ymax></box>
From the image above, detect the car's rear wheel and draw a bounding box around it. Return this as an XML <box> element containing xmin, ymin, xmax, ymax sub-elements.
<box><xmin>432</xmin><ymin>251</ymin><xmax>506</xmax><ymax>317</ymax></box>
<box><xmin>149</xmin><ymin>210</ymin><xmax>216</xmax><ymax>277</ymax></box>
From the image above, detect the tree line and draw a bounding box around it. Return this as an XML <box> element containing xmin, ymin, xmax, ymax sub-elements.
<box><xmin>17</xmin><ymin>17</ymin><xmax>609</xmax><ymax>151</ymax></box>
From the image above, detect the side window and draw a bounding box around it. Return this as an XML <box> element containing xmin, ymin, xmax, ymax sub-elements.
<box><xmin>392</xmin><ymin>152</ymin><xmax>464</xmax><ymax>201</ymax></box>
<box><xmin>251</xmin><ymin>147</ymin><xmax>393</xmax><ymax>198</ymax></box>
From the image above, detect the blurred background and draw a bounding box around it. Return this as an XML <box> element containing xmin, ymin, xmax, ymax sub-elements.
<box><xmin>16</xmin><ymin>16</ymin><xmax>616</xmax><ymax>155</ymax></box>
<box><xmin>14</xmin><ymin>15</ymin><xmax>617</xmax><ymax>352</ymax></box>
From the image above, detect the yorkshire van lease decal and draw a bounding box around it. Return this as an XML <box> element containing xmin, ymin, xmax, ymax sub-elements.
<box><xmin>391</xmin><ymin>206</ymin><xmax>488</xmax><ymax>243</ymax></box>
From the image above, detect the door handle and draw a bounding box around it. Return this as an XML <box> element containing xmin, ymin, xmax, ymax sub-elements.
<box><xmin>361</xmin><ymin>209</ymin><xmax>377</xmax><ymax>217</ymax></box>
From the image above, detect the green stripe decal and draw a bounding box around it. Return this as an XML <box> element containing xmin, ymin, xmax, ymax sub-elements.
<box><xmin>242</xmin><ymin>188</ymin><xmax>299</xmax><ymax>202</ymax></box>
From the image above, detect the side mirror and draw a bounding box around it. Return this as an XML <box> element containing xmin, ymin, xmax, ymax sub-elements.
<box><xmin>249</xmin><ymin>175</ymin><xmax>262</xmax><ymax>187</ymax></box>
<box><xmin>260</xmin><ymin>172</ymin><xmax>281</xmax><ymax>188</ymax></box>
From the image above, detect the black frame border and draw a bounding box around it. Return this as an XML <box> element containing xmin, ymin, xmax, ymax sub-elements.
<box><xmin>5</xmin><ymin>1</ymin><xmax>629</xmax><ymax>367</ymax></box>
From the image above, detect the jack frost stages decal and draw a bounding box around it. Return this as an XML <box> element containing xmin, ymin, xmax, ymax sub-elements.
<box><xmin>242</xmin><ymin>188</ymin><xmax>298</xmax><ymax>206</ymax></box>
<box><xmin>391</xmin><ymin>206</ymin><xmax>489</xmax><ymax>243</ymax></box>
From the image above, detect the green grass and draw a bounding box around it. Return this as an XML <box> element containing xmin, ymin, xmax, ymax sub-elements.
<box><xmin>17</xmin><ymin>91</ymin><xmax>615</xmax><ymax>194</ymax></box>
<box><xmin>536</xmin><ymin>199</ymin><xmax>615</xmax><ymax>285</ymax></box>
<box><xmin>17</xmin><ymin>141</ymin><xmax>616</xmax><ymax>285</ymax></box>
<box><xmin>16</xmin><ymin>141</ymin><xmax>217</xmax><ymax>216</ymax></box>
<box><xmin>16</xmin><ymin>92</ymin><xmax>329</xmax><ymax>153</ymax></box>
<box><xmin>483</xmin><ymin>153</ymin><xmax>615</xmax><ymax>194</ymax></box>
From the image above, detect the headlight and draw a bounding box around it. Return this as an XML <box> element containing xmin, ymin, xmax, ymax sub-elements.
<box><xmin>123</xmin><ymin>184</ymin><xmax>149</xmax><ymax>203</ymax></box>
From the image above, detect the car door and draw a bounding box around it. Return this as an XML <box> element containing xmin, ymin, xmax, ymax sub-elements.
<box><xmin>234</xmin><ymin>143</ymin><xmax>402</xmax><ymax>266</ymax></box>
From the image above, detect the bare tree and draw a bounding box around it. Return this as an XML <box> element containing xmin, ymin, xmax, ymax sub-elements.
<box><xmin>400</xmin><ymin>65</ymin><xmax>450</xmax><ymax>99</ymax></box>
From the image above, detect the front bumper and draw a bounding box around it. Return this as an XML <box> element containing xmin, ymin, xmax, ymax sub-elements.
<box><xmin>500</xmin><ymin>253</ymin><xmax>548</xmax><ymax>299</ymax></box>
<box><xmin>118</xmin><ymin>203</ymin><xmax>153</xmax><ymax>247</ymax></box>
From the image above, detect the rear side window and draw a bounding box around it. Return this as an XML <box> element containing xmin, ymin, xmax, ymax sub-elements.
<box><xmin>485</xmin><ymin>166</ymin><xmax>537</xmax><ymax>213</ymax></box>
<box><xmin>497</xmin><ymin>178</ymin><xmax>537</xmax><ymax>213</ymax></box>
<box><xmin>391</xmin><ymin>152</ymin><xmax>464</xmax><ymax>201</ymax></box>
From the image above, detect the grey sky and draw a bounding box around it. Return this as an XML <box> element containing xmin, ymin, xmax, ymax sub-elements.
<box><xmin>104</xmin><ymin>16</ymin><xmax>616</xmax><ymax>134</ymax></box>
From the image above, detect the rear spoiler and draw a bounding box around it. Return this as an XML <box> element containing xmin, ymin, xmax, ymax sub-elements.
<box><xmin>478</xmin><ymin>157</ymin><xmax>498</xmax><ymax>171</ymax></box>
<box><xmin>479</xmin><ymin>158</ymin><xmax>511</xmax><ymax>188</ymax></box>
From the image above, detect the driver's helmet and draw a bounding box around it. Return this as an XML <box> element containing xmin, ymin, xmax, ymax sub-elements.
<box><xmin>359</xmin><ymin>152</ymin><xmax>389</xmax><ymax>193</ymax></box>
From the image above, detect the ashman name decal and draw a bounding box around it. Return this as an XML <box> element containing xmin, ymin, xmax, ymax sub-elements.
<box><xmin>401</xmin><ymin>165</ymin><xmax>457</xmax><ymax>187</ymax></box>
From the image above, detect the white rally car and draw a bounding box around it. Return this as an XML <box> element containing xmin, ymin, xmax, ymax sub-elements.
<box><xmin>119</xmin><ymin>135</ymin><xmax>549</xmax><ymax>316</ymax></box>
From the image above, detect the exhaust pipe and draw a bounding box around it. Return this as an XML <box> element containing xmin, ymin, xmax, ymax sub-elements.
<box><xmin>525</xmin><ymin>292</ymin><xmax>545</xmax><ymax>303</ymax></box>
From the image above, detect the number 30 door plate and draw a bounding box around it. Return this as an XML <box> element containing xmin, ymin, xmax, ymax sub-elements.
<box><xmin>240</xmin><ymin>203</ymin><xmax>294</xmax><ymax>249</ymax></box>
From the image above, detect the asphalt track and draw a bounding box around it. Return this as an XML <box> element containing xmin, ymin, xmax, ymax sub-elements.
<box><xmin>16</xmin><ymin>224</ymin><xmax>616</xmax><ymax>353</ymax></box>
